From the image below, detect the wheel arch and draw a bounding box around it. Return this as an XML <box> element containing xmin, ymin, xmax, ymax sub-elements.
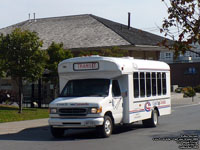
<box><xmin>153</xmin><ymin>106</ymin><xmax>160</xmax><ymax>116</ymax></box>
<box><xmin>104</xmin><ymin>111</ymin><xmax>115</xmax><ymax>125</ymax></box>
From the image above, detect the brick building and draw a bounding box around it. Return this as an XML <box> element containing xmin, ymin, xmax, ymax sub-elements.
<box><xmin>0</xmin><ymin>14</ymin><xmax>169</xmax><ymax>105</ymax></box>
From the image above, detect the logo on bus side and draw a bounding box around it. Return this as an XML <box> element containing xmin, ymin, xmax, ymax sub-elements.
<box><xmin>144</xmin><ymin>102</ymin><xmax>151</xmax><ymax>112</ymax></box>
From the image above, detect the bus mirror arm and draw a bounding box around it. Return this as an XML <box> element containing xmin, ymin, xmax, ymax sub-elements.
<box><xmin>121</xmin><ymin>91</ymin><xmax>128</xmax><ymax>98</ymax></box>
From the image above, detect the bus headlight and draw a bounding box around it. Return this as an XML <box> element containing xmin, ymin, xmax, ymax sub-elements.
<box><xmin>49</xmin><ymin>108</ymin><xmax>57</xmax><ymax>114</ymax></box>
<box><xmin>90</xmin><ymin>107</ymin><xmax>102</xmax><ymax>114</ymax></box>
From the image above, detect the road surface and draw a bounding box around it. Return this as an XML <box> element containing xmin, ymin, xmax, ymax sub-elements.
<box><xmin>0</xmin><ymin>103</ymin><xmax>199</xmax><ymax>150</ymax></box>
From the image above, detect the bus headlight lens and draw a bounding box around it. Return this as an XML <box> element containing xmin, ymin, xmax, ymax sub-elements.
<box><xmin>91</xmin><ymin>107</ymin><xmax>102</xmax><ymax>114</ymax></box>
<box><xmin>50</xmin><ymin>108</ymin><xmax>57</xmax><ymax>114</ymax></box>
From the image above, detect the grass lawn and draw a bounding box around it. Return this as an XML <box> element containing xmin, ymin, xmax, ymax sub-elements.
<box><xmin>0</xmin><ymin>105</ymin><xmax>49</xmax><ymax>123</ymax></box>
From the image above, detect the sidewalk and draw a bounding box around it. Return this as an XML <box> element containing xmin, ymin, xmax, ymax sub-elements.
<box><xmin>0</xmin><ymin>92</ymin><xmax>200</xmax><ymax>135</ymax></box>
<box><xmin>0</xmin><ymin>118</ymin><xmax>48</xmax><ymax>135</ymax></box>
<box><xmin>171</xmin><ymin>92</ymin><xmax>200</xmax><ymax>106</ymax></box>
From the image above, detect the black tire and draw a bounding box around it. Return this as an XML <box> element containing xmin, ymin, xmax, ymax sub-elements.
<box><xmin>50</xmin><ymin>126</ymin><xmax>65</xmax><ymax>138</ymax></box>
<box><xmin>142</xmin><ymin>109</ymin><xmax>158</xmax><ymax>127</ymax></box>
<box><xmin>97</xmin><ymin>115</ymin><xmax>113</xmax><ymax>138</ymax></box>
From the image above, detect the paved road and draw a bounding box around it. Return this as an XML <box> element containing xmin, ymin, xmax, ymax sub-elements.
<box><xmin>0</xmin><ymin>103</ymin><xmax>200</xmax><ymax>150</ymax></box>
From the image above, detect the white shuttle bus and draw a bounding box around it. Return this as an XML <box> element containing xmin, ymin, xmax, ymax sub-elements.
<box><xmin>49</xmin><ymin>56</ymin><xmax>171</xmax><ymax>138</ymax></box>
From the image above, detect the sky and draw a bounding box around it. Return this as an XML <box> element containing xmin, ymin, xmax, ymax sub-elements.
<box><xmin>0</xmin><ymin>0</ymin><xmax>169</xmax><ymax>37</ymax></box>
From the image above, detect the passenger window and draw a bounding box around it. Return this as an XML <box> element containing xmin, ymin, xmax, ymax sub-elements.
<box><xmin>146</xmin><ymin>72</ymin><xmax>151</xmax><ymax>97</ymax></box>
<box><xmin>112</xmin><ymin>80</ymin><xmax>121</xmax><ymax>97</ymax></box>
<box><xmin>157</xmin><ymin>73</ymin><xmax>162</xmax><ymax>95</ymax></box>
<box><xmin>133</xmin><ymin>72</ymin><xmax>139</xmax><ymax>98</ymax></box>
<box><xmin>152</xmin><ymin>72</ymin><xmax>157</xmax><ymax>96</ymax></box>
<box><xmin>140</xmin><ymin>72</ymin><xmax>145</xmax><ymax>97</ymax></box>
<box><xmin>162</xmin><ymin>73</ymin><xmax>167</xmax><ymax>95</ymax></box>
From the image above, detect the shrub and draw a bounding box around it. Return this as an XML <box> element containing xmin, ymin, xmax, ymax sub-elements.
<box><xmin>181</xmin><ymin>87</ymin><xmax>196</xmax><ymax>97</ymax></box>
<box><xmin>194</xmin><ymin>85</ymin><xmax>200</xmax><ymax>93</ymax></box>
<box><xmin>0</xmin><ymin>90</ymin><xmax>18</xmax><ymax>105</ymax></box>
<box><xmin>175</xmin><ymin>87</ymin><xmax>182</xmax><ymax>93</ymax></box>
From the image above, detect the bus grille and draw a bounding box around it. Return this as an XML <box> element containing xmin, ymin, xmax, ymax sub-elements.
<box><xmin>58</xmin><ymin>108</ymin><xmax>88</xmax><ymax>116</ymax></box>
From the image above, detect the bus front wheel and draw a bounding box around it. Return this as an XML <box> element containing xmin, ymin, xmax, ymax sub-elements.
<box><xmin>97</xmin><ymin>115</ymin><xmax>113</xmax><ymax>138</ymax></box>
<box><xmin>50</xmin><ymin>126</ymin><xmax>65</xmax><ymax>138</ymax></box>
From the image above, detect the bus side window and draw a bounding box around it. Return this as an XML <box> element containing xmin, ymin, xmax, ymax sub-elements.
<box><xmin>112</xmin><ymin>80</ymin><xmax>121</xmax><ymax>97</ymax></box>
<box><xmin>157</xmin><ymin>73</ymin><xmax>162</xmax><ymax>95</ymax></box>
<box><xmin>152</xmin><ymin>72</ymin><xmax>157</xmax><ymax>96</ymax></box>
<box><xmin>140</xmin><ymin>72</ymin><xmax>145</xmax><ymax>97</ymax></box>
<box><xmin>133</xmin><ymin>72</ymin><xmax>139</xmax><ymax>98</ymax></box>
<box><xmin>162</xmin><ymin>73</ymin><xmax>167</xmax><ymax>95</ymax></box>
<box><xmin>146</xmin><ymin>72</ymin><xmax>151</xmax><ymax>97</ymax></box>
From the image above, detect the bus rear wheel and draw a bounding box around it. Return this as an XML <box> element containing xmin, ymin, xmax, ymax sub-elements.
<box><xmin>142</xmin><ymin>109</ymin><xmax>158</xmax><ymax>127</ymax></box>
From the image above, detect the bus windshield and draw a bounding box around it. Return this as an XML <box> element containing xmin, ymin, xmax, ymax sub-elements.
<box><xmin>60</xmin><ymin>79</ymin><xmax>110</xmax><ymax>97</ymax></box>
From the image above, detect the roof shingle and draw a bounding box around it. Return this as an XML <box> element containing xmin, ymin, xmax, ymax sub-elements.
<box><xmin>0</xmin><ymin>14</ymin><xmax>167</xmax><ymax>50</ymax></box>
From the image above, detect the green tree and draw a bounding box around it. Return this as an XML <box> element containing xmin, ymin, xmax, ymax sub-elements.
<box><xmin>0</xmin><ymin>37</ymin><xmax>6</xmax><ymax>77</ymax></box>
<box><xmin>79</xmin><ymin>47</ymin><xmax>128</xmax><ymax>57</ymax></box>
<box><xmin>161</xmin><ymin>0</ymin><xmax>200</xmax><ymax>56</ymax></box>
<box><xmin>100</xmin><ymin>47</ymin><xmax>128</xmax><ymax>57</ymax></box>
<box><xmin>0</xmin><ymin>59</ymin><xmax>6</xmax><ymax>77</ymax></box>
<box><xmin>78</xmin><ymin>50</ymin><xmax>99</xmax><ymax>57</ymax></box>
<box><xmin>0</xmin><ymin>28</ymin><xmax>46</xmax><ymax>113</ymax></box>
<box><xmin>46</xmin><ymin>42</ymin><xmax>73</xmax><ymax>98</ymax></box>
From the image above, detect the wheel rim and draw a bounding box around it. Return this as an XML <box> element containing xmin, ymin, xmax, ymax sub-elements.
<box><xmin>104</xmin><ymin>119</ymin><xmax>111</xmax><ymax>135</ymax></box>
<box><xmin>153</xmin><ymin>111</ymin><xmax>158</xmax><ymax>125</ymax></box>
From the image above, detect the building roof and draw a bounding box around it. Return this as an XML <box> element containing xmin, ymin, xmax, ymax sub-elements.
<box><xmin>91</xmin><ymin>15</ymin><xmax>166</xmax><ymax>46</ymax></box>
<box><xmin>0</xmin><ymin>14</ymin><xmax>168</xmax><ymax>50</ymax></box>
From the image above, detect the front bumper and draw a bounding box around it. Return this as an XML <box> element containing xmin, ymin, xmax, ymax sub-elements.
<box><xmin>48</xmin><ymin>117</ymin><xmax>104</xmax><ymax>128</ymax></box>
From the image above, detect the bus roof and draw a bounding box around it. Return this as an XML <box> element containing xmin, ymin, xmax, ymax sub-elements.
<box><xmin>58</xmin><ymin>56</ymin><xmax>170</xmax><ymax>93</ymax></box>
<box><xmin>59</xmin><ymin>56</ymin><xmax>170</xmax><ymax>74</ymax></box>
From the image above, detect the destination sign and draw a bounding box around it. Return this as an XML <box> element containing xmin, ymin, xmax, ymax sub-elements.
<box><xmin>73</xmin><ymin>62</ymin><xmax>99</xmax><ymax>71</ymax></box>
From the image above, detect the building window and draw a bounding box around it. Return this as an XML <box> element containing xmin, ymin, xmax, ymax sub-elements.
<box><xmin>165</xmin><ymin>52</ymin><xmax>172</xmax><ymax>59</ymax></box>
<box><xmin>184</xmin><ymin>67</ymin><xmax>197</xmax><ymax>75</ymax></box>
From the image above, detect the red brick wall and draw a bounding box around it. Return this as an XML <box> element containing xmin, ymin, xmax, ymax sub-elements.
<box><xmin>170</xmin><ymin>62</ymin><xmax>200</xmax><ymax>87</ymax></box>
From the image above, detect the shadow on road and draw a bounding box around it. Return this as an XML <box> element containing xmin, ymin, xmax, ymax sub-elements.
<box><xmin>113</xmin><ymin>124</ymin><xmax>146</xmax><ymax>134</ymax></box>
<box><xmin>152</xmin><ymin>130</ymin><xmax>200</xmax><ymax>139</ymax></box>
<box><xmin>0</xmin><ymin>124</ymin><xmax>146</xmax><ymax>141</ymax></box>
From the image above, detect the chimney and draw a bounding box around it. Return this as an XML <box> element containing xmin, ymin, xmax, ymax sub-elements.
<box><xmin>33</xmin><ymin>13</ymin><xmax>36</xmax><ymax>22</ymax></box>
<box><xmin>28</xmin><ymin>13</ymin><xmax>31</xmax><ymax>22</ymax></box>
<box><xmin>128</xmin><ymin>12</ymin><xmax>131</xmax><ymax>30</ymax></box>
